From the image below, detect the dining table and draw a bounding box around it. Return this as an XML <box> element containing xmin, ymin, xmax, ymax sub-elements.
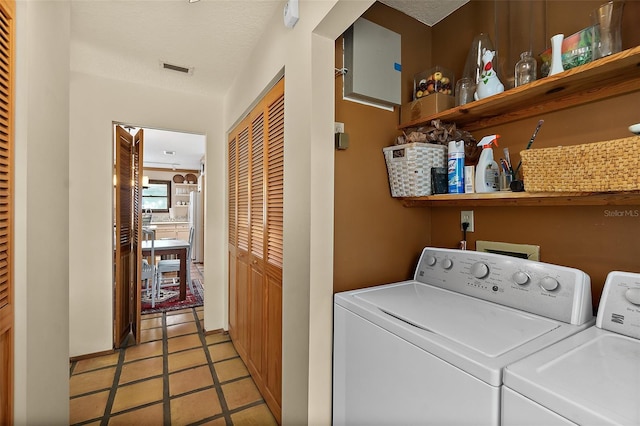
<box><xmin>141</xmin><ymin>238</ymin><xmax>190</xmax><ymax>301</ymax></box>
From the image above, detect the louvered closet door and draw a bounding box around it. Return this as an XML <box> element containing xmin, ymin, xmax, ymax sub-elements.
<box><xmin>232</xmin><ymin>123</ymin><xmax>251</xmax><ymax>361</ymax></box>
<box><xmin>228</xmin><ymin>132</ymin><xmax>238</xmax><ymax>346</ymax></box>
<box><xmin>263</xmin><ymin>88</ymin><xmax>283</xmax><ymax>412</ymax></box>
<box><xmin>248</xmin><ymin>111</ymin><xmax>265</xmax><ymax>377</ymax></box>
<box><xmin>229</xmin><ymin>119</ymin><xmax>250</xmax><ymax>364</ymax></box>
<box><xmin>0</xmin><ymin>0</ymin><xmax>13</xmax><ymax>422</ymax></box>
<box><xmin>228</xmin><ymin>77</ymin><xmax>283</xmax><ymax>424</ymax></box>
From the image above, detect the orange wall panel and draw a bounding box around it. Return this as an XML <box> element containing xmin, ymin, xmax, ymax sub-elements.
<box><xmin>333</xmin><ymin>3</ymin><xmax>434</xmax><ymax>293</ymax></box>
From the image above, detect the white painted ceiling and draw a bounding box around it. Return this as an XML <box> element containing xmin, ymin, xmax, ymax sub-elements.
<box><xmin>141</xmin><ymin>127</ymin><xmax>205</xmax><ymax>171</ymax></box>
<box><xmin>72</xmin><ymin>0</ymin><xmax>467</xmax><ymax>170</ymax></box>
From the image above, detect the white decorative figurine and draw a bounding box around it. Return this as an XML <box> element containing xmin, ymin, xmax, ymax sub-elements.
<box><xmin>474</xmin><ymin>48</ymin><xmax>504</xmax><ymax>100</ymax></box>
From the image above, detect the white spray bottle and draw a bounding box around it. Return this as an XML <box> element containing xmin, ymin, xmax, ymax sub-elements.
<box><xmin>475</xmin><ymin>135</ymin><xmax>500</xmax><ymax>192</ymax></box>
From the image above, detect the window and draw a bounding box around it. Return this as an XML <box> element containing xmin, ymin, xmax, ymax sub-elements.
<box><xmin>142</xmin><ymin>179</ymin><xmax>171</xmax><ymax>212</ymax></box>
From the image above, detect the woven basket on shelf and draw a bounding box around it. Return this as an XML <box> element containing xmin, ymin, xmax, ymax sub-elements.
<box><xmin>383</xmin><ymin>142</ymin><xmax>447</xmax><ymax>197</ymax></box>
<box><xmin>521</xmin><ymin>136</ymin><xmax>640</xmax><ymax>192</ymax></box>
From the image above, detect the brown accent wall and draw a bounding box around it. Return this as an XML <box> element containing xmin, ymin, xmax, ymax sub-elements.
<box><xmin>333</xmin><ymin>3</ymin><xmax>434</xmax><ymax>293</ymax></box>
<box><xmin>334</xmin><ymin>0</ymin><xmax>640</xmax><ymax>310</ymax></box>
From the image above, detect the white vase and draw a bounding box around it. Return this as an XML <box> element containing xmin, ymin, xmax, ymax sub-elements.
<box><xmin>549</xmin><ymin>34</ymin><xmax>565</xmax><ymax>76</ymax></box>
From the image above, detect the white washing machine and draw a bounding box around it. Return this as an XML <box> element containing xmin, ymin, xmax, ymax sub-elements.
<box><xmin>502</xmin><ymin>270</ymin><xmax>640</xmax><ymax>426</ymax></box>
<box><xmin>333</xmin><ymin>247</ymin><xmax>595</xmax><ymax>425</ymax></box>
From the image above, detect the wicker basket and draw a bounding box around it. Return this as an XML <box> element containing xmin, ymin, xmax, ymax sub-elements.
<box><xmin>383</xmin><ymin>142</ymin><xmax>447</xmax><ymax>197</ymax></box>
<box><xmin>521</xmin><ymin>136</ymin><xmax>640</xmax><ymax>192</ymax></box>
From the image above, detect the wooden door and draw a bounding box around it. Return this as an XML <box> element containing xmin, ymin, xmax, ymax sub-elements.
<box><xmin>228</xmin><ymin>132</ymin><xmax>238</xmax><ymax>346</ymax></box>
<box><xmin>238</xmin><ymin>125</ymin><xmax>251</xmax><ymax>362</ymax></box>
<box><xmin>248</xmin><ymin>111</ymin><xmax>265</xmax><ymax>377</ymax></box>
<box><xmin>114</xmin><ymin>126</ymin><xmax>143</xmax><ymax>348</ymax></box>
<box><xmin>263</xmin><ymin>91</ymin><xmax>284</xmax><ymax>410</ymax></box>
<box><xmin>229</xmin><ymin>118</ymin><xmax>255</xmax><ymax>365</ymax></box>
<box><xmin>228</xmin><ymin>78</ymin><xmax>284</xmax><ymax>423</ymax></box>
<box><xmin>132</xmin><ymin>129</ymin><xmax>143</xmax><ymax>344</ymax></box>
<box><xmin>0</xmin><ymin>0</ymin><xmax>14</xmax><ymax>422</ymax></box>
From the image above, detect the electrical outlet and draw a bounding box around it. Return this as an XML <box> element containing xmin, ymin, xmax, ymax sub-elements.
<box><xmin>334</xmin><ymin>122</ymin><xmax>345</xmax><ymax>134</ymax></box>
<box><xmin>461</xmin><ymin>210</ymin><xmax>474</xmax><ymax>232</ymax></box>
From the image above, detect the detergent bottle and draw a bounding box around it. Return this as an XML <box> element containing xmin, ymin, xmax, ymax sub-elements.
<box><xmin>475</xmin><ymin>135</ymin><xmax>500</xmax><ymax>192</ymax></box>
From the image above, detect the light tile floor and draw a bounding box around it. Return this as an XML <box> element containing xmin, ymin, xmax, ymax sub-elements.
<box><xmin>69</xmin><ymin>306</ymin><xmax>278</xmax><ymax>425</ymax></box>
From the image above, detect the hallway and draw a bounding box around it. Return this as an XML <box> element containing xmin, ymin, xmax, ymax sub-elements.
<box><xmin>69</xmin><ymin>307</ymin><xmax>277</xmax><ymax>425</ymax></box>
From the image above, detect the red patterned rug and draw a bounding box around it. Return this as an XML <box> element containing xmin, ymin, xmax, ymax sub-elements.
<box><xmin>141</xmin><ymin>265</ymin><xmax>204</xmax><ymax>314</ymax></box>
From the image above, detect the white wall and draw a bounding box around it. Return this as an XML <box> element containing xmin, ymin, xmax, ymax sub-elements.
<box><xmin>223</xmin><ymin>1</ymin><xmax>372</xmax><ymax>423</ymax></box>
<box><xmin>14</xmin><ymin>0</ymin><xmax>71</xmax><ymax>423</ymax></box>
<box><xmin>69</xmin><ymin>72</ymin><xmax>225</xmax><ymax>357</ymax></box>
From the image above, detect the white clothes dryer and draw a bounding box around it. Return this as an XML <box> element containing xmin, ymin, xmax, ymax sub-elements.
<box><xmin>502</xmin><ymin>270</ymin><xmax>640</xmax><ymax>426</ymax></box>
<box><xmin>333</xmin><ymin>247</ymin><xmax>595</xmax><ymax>425</ymax></box>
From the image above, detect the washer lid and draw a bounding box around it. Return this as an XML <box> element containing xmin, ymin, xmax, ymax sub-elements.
<box><xmin>504</xmin><ymin>327</ymin><xmax>640</xmax><ymax>425</ymax></box>
<box><xmin>354</xmin><ymin>282</ymin><xmax>559</xmax><ymax>358</ymax></box>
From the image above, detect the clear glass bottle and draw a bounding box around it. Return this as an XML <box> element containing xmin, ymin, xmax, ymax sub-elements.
<box><xmin>514</xmin><ymin>51</ymin><xmax>537</xmax><ymax>87</ymax></box>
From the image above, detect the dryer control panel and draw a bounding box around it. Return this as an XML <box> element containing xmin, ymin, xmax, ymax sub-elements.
<box><xmin>414</xmin><ymin>247</ymin><xmax>593</xmax><ymax>325</ymax></box>
<box><xmin>597</xmin><ymin>271</ymin><xmax>640</xmax><ymax>339</ymax></box>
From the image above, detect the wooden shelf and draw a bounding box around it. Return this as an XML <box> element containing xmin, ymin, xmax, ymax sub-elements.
<box><xmin>399</xmin><ymin>191</ymin><xmax>640</xmax><ymax>207</ymax></box>
<box><xmin>396</xmin><ymin>46</ymin><xmax>640</xmax><ymax>208</ymax></box>
<box><xmin>398</xmin><ymin>46</ymin><xmax>640</xmax><ymax>132</ymax></box>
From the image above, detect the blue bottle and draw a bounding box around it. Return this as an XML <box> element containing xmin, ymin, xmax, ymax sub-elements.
<box><xmin>447</xmin><ymin>140</ymin><xmax>465</xmax><ymax>193</ymax></box>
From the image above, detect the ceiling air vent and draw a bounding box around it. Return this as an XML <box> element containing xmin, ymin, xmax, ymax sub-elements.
<box><xmin>159</xmin><ymin>60</ymin><xmax>194</xmax><ymax>75</ymax></box>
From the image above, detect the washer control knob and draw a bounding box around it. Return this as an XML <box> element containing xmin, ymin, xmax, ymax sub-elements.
<box><xmin>470</xmin><ymin>262</ymin><xmax>490</xmax><ymax>279</ymax></box>
<box><xmin>513</xmin><ymin>271</ymin><xmax>531</xmax><ymax>286</ymax></box>
<box><xmin>424</xmin><ymin>255</ymin><xmax>437</xmax><ymax>267</ymax></box>
<box><xmin>441</xmin><ymin>258</ymin><xmax>453</xmax><ymax>270</ymax></box>
<box><xmin>540</xmin><ymin>276</ymin><xmax>559</xmax><ymax>292</ymax></box>
<box><xmin>624</xmin><ymin>288</ymin><xmax>640</xmax><ymax>305</ymax></box>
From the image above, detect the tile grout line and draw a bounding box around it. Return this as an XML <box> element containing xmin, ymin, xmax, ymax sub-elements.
<box><xmin>194</xmin><ymin>307</ymin><xmax>234</xmax><ymax>425</ymax></box>
<box><xmin>226</xmin><ymin>400</ymin><xmax>269</xmax><ymax>417</ymax></box>
<box><xmin>100</xmin><ymin>348</ymin><xmax>126</xmax><ymax>426</ymax></box>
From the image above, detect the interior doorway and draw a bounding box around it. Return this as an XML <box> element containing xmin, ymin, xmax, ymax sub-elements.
<box><xmin>113</xmin><ymin>123</ymin><xmax>206</xmax><ymax>347</ymax></box>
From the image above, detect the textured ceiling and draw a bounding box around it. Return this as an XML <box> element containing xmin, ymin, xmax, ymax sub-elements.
<box><xmin>379</xmin><ymin>0</ymin><xmax>468</xmax><ymax>26</ymax></box>
<box><xmin>71</xmin><ymin>0</ymin><xmax>283</xmax><ymax>98</ymax></box>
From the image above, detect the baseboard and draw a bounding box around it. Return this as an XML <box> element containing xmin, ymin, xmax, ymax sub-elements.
<box><xmin>70</xmin><ymin>348</ymin><xmax>116</xmax><ymax>363</ymax></box>
<box><xmin>204</xmin><ymin>328</ymin><xmax>227</xmax><ymax>336</ymax></box>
